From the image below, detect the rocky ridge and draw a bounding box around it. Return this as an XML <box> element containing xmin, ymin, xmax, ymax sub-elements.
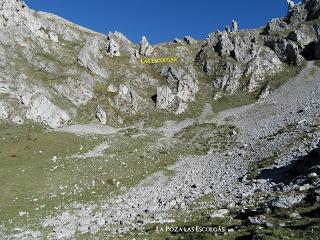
<box><xmin>1</xmin><ymin>0</ymin><xmax>320</xmax><ymax>128</ymax></box>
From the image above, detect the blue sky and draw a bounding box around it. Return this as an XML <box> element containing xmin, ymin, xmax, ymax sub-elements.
<box><xmin>25</xmin><ymin>0</ymin><xmax>300</xmax><ymax>44</ymax></box>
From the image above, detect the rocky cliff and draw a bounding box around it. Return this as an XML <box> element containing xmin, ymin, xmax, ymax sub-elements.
<box><xmin>0</xmin><ymin>0</ymin><xmax>319</xmax><ymax>129</ymax></box>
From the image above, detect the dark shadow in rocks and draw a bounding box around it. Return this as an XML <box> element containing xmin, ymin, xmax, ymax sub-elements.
<box><xmin>301</xmin><ymin>207</ymin><xmax>320</xmax><ymax>218</ymax></box>
<box><xmin>256</xmin><ymin>144</ymin><xmax>320</xmax><ymax>184</ymax></box>
<box><xmin>301</xmin><ymin>41</ymin><xmax>317</xmax><ymax>60</ymax></box>
<box><xmin>235</xmin><ymin>233</ymin><xmax>263</xmax><ymax>240</ymax></box>
<box><xmin>151</xmin><ymin>94</ymin><xmax>157</xmax><ymax>105</ymax></box>
<box><xmin>234</xmin><ymin>208</ymin><xmax>265</xmax><ymax>221</ymax></box>
<box><xmin>285</xmin><ymin>221</ymin><xmax>317</xmax><ymax>230</ymax></box>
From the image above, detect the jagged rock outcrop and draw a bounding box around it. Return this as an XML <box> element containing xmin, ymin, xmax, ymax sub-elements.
<box><xmin>107</xmin><ymin>31</ymin><xmax>138</xmax><ymax>62</ymax></box>
<box><xmin>156</xmin><ymin>66</ymin><xmax>198</xmax><ymax>114</ymax></box>
<box><xmin>184</xmin><ymin>35</ymin><xmax>195</xmax><ymax>44</ymax></box>
<box><xmin>77</xmin><ymin>36</ymin><xmax>108</xmax><ymax>78</ymax></box>
<box><xmin>288</xmin><ymin>29</ymin><xmax>315</xmax><ymax>48</ymax></box>
<box><xmin>197</xmin><ymin>30</ymin><xmax>283</xmax><ymax>94</ymax></box>
<box><xmin>266</xmin><ymin>0</ymin><xmax>320</xmax><ymax>30</ymax></box>
<box><xmin>264</xmin><ymin>36</ymin><xmax>303</xmax><ymax>65</ymax></box>
<box><xmin>287</xmin><ymin>0</ymin><xmax>296</xmax><ymax>12</ymax></box>
<box><xmin>96</xmin><ymin>105</ymin><xmax>107</xmax><ymax>124</ymax></box>
<box><xmin>0</xmin><ymin>0</ymin><xmax>319</xmax><ymax>129</ymax></box>
<box><xmin>173</xmin><ymin>38</ymin><xmax>182</xmax><ymax>43</ymax></box>
<box><xmin>139</xmin><ymin>36</ymin><xmax>153</xmax><ymax>56</ymax></box>
<box><xmin>113</xmin><ymin>84</ymin><xmax>139</xmax><ymax>113</ymax></box>
<box><xmin>107</xmin><ymin>38</ymin><xmax>120</xmax><ymax>57</ymax></box>
<box><xmin>215</xmin><ymin>32</ymin><xmax>234</xmax><ymax>56</ymax></box>
<box><xmin>232</xmin><ymin>19</ymin><xmax>238</xmax><ymax>32</ymax></box>
<box><xmin>264</xmin><ymin>18</ymin><xmax>289</xmax><ymax>35</ymax></box>
<box><xmin>225</xmin><ymin>26</ymin><xmax>231</xmax><ymax>34</ymax></box>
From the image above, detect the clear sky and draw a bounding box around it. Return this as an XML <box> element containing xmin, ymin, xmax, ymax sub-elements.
<box><xmin>25</xmin><ymin>0</ymin><xmax>300</xmax><ymax>44</ymax></box>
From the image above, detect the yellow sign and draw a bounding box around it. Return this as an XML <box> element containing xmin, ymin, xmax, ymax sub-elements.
<box><xmin>140</xmin><ymin>57</ymin><xmax>177</xmax><ymax>64</ymax></box>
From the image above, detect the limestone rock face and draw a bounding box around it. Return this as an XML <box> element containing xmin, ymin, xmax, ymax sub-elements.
<box><xmin>216</xmin><ymin>32</ymin><xmax>234</xmax><ymax>56</ymax></box>
<box><xmin>114</xmin><ymin>84</ymin><xmax>138</xmax><ymax>113</ymax></box>
<box><xmin>96</xmin><ymin>105</ymin><xmax>107</xmax><ymax>125</ymax></box>
<box><xmin>0</xmin><ymin>101</ymin><xmax>10</xmax><ymax>120</ymax></box>
<box><xmin>25</xmin><ymin>94</ymin><xmax>71</xmax><ymax>128</ymax></box>
<box><xmin>77</xmin><ymin>36</ymin><xmax>108</xmax><ymax>78</ymax></box>
<box><xmin>156</xmin><ymin>86</ymin><xmax>176</xmax><ymax>110</ymax></box>
<box><xmin>264</xmin><ymin>36</ymin><xmax>302</xmax><ymax>65</ymax></box>
<box><xmin>107</xmin><ymin>31</ymin><xmax>137</xmax><ymax>62</ymax></box>
<box><xmin>212</xmin><ymin>62</ymin><xmax>243</xmax><ymax>94</ymax></box>
<box><xmin>53</xmin><ymin>78</ymin><xmax>95</xmax><ymax>107</ymax></box>
<box><xmin>287</xmin><ymin>29</ymin><xmax>314</xmax><ymax>47</ymax></box>
<box><xmin>139</xmin><ymin>36</ymin><xmax>154</xmax><ymax>56</ymax></box>
<box><xmin>107</xmin><ymin>38</ymin><xmax>120</xmax><ymax>57</ymax></box>
<box><xmin>245</xmin><ymin>48</ymin><xmax>283</xmax><ymax>92</ymax></box>
<box><xmin>264</xmin><ymin>18</ymin><xmax>288</xmax><ymax>35</ymax></box>
<box><xmin>197</xmin><ymin>30</ymin><xmax>283</xmax><ymax>94</ymax></box>
<box><xmin>156</xmin><ymin>66</ymin><xmax>198</xmax><ymax>114</ymax></box>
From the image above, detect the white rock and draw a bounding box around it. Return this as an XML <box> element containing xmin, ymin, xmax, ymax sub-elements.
<box><xmin>0</xmin><ymin>101</ymin><xmax>10</xmax><ymax>119</ymax></box>
<box><xmin>211</xmin><ymin>209</ymin><xmax>229</xmax><ymax>218</ymax></box>
<box><xmin>96</xmin><ymin>105</ymin><xmax>107</xmax><ymax>125</ymax></box>
<box><xmin>139</xmin><ymin>36</ymin><xmax>153</xmax><ymax>56</ymax></box>
<box><xmin>48</xmin><ymin>32</ymin><xmax>59</xmax><ymax>43</ymax></box>
<box><xmin>25</xmin><ymin>94</ymin><xmax>71</xmax><ymax>128</ymax></box>
<box><xmin>107</xmin><ymin>38</ymin><xmax>120</xmax><ymax>57</ymax></box>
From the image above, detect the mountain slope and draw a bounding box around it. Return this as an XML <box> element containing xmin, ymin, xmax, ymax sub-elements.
<box><xmin>0</xmin><ymin>0</ymin><xmax>320</xmax><ymax>239</ymax></box>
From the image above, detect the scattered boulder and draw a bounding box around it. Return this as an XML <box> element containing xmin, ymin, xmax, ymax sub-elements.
<box><xmin>96</xmin><ymin>105</ymin><xmax>107</xmax><ymax>125</ymax></box>
<box><xmin>248</xmin><ymin>215</ymin><xmax>266</xmax><ymax>225</ymax></box>
<box><xmin>10</xmin><ymin>115</ymin><xmax>24</xmax><ymax>125</ymax></box>
<box><xmin>258</xmin><ymin>84</ymin><xmax>271</xmax><ymax>100</ymax></box>
<box><xmin>211</xmin><ymin>209</ymin><xmax>229</xmax><ymax>218</ymax></box>
<box><xmin>107</xmin><ymin>84</ymin><xmax>118</xmax><ymax>93</ymax></box>
<box><xmin>270</xmin><ymin>194</ymin><xmax>305</xmax><ymax>209</ymax></box>
<box><xmin>139</xmin><ymin>36</ymin><xmax>154</xmax><ymax>56</ymax></box>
